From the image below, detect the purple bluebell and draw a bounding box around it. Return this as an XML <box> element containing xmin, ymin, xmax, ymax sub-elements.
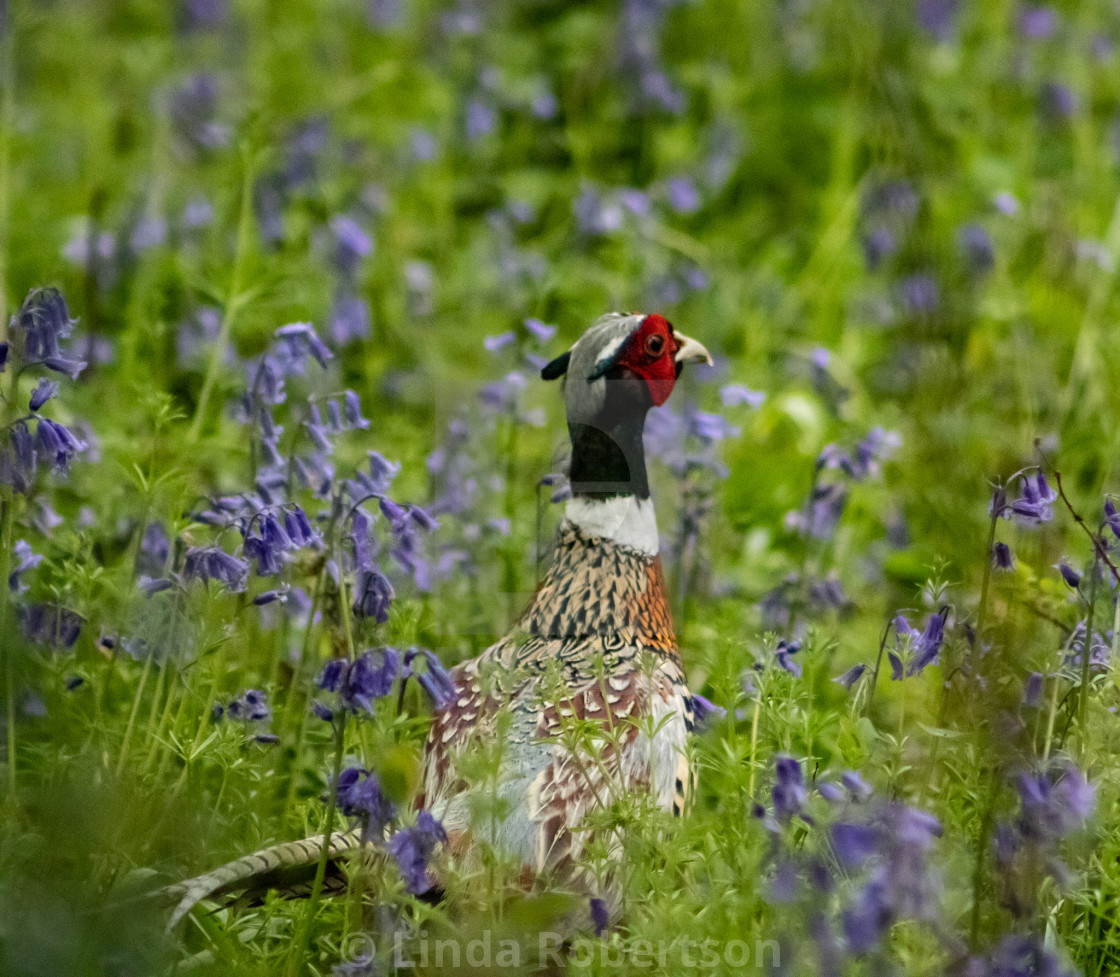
<box><xmin>775</xmin><ymin>638</ymin><xmax>802</xmax><ymax>677</ymax></box>
<box><xmin>1056</xmin><ymin>560</ymin><xmax>1081</xmax><ymax>589</ymax></box>
<box><xmin>170</xmin><ymin>73</ymin><xmax>229</xmax><ymax>152</ymax></box>
<box><xmin>403</xmin><ymin>647</ymin><xmax>455</xmax><ymax>709</ymax></box>
<box><xmin>841</xmin><ymin>770</ymin><xmax>874</xmax><ymax>802</ymax></box>
<box><xmin>331</xmin><ymin>215</ymin><xmax>373</xmax><ymax>276</ymax></box>
<box><xmin>388</xmin><ymin>810</ymin><xmax>447</xmax><ymax>894</ymax></box>
<box><xmin>0</xmin><ymin>343</ymin><xmax>7</xmax><ymax>370</ymax></box>
<box><xmin>589</xmin><ymin>897</ymin><xmax>609</xmax><ymax>937</ymax></box>
<box><xmin>28</xmin><ymin>378</ymin><xmax>58</xmax><ymax>411</ymax></box>
<box><xmin>19</xmin><ymin>603</ymin><xmax>83</xmax><ymax>649</ymax></box>
<box><xmin>958</xmin><ymin>223</ymin><xmax>995</xmax><ymax>274</ymax></box>
<box><xmin>336</xmin><ymin>767</ymin><xmax>397</xmax><ymax>842</ymax></box>
<box><xmin>805</xmin><ymin>483</ymin><xmax>848</xmax><ymax>540</ymax></box>
<box><xmin>1023</xmin><ymin>672</ymin><xmax>1044</xmax><ymax>708</ymax></box>
<box><xmin>1105</xmin><ymin>499</ymin><xmax>1120</xmax><ymax>539</ymax></box>
<box><xmin>898</xmin><ymin>273</ymin><xmax>941</xmax><ymax>319</ymax></box>
<box><xmin>834</xmin><ymin>663</ymin><xmax>866</xmax><ymax>689</ymax></box>
<box><xmin>1019</xmin><ymin>4</ymin><xmax>1058</xmax><ymax>39</ymax></box>
<box><xmin>1016</xmin><ymin>763</ymin><xmax>1095</xmax><ymax>840</ymax></box>
<box><xmin>830</xmin><ymin>822</ymin><xmax>879</xmax><ymax>871</ymax></box>
<box><xmin>916</xmin><ymin>0</ymin><xmax>958</xmax><ymax>40</ymax></box>
<box><xmin>772</xmin><ymin>755</ymin><xmax>807</xmax><ymax>821</ymax></box>
<box><xmin>691</xmin><ymin>693</ymin><xmax>726</xmax><ymax>731</ymax></box>
<box><xmin>182</xmin><ymin>546</ymin><xmax>249</xmax><ymax>591</ymax></box>
<box><xmin>275</xmin><ymin>322</ymin><xmax>332</xmax><ymax>369</ymax></box>
<box><xmin>666</xmin><ymin>176</ymin><xmax>701</xmax><ymax>215</ymax></box>
<box><xmin>484</xmin><ymin>331</ymin><xmax>516</xmax><ymax>352</ymax></box>
<box><xmin>0</xmin><ymin>420</ymin><xmax>37</xmax><ymax>493</ymax></box>
<box><xmin>8</xmin><ymin>540</ymin><xmax>42</xmax><ymax>593</ymax></box>
<box><xmin>225</xmin><ymin>688</ymin><xmax>271</xmax><ymax>723</ymax></box>
<box><xmin>1007</xmin><ymin>471</ymin><xmax>1057</xmax><ymax>524</ymax></box>
<box><xmin>138</xmin><ymin>576</ymin><xmax>174</xmax><ymax>596</ymax></box>
<box><xmin>12</xmin><ymin>288</ymin><xmax>87</xmax><ymax>378</ymax></box>
<box><xmin>861</xmin><ymin>226</ymin><xmax>895</xmax><ymax>270</ymax></box>
<box><xmin>329</xmin><ymin>291</ymin><xmax>371</xmax><ymax>346</ymax></box>
<box><xmin>1040</xmin><ymin>81</ymin><xmax>1077</xmax><ymax>121</ymax></box>
<box><xmin>342</xmin><ymin>391</ymin><xmax>369</xmax><ymax>430</ymax></box>
<box><xmin>36</xmin><ymin>418</ymin><xmax>87</xmax><ymax>473</ymax></box>
<box><xmin>253</xmin><ymin>589</ymin><xmax>288</xmax><ymax>606</ymax></box>
<box><xmin>907</xmin><ymin>613</ymin><xmax>946</xmax><ymax>676</ymax></box>
<box><xmin>180</xmin><ymin>0</ymin><xmax>227</xmax><ymax>30</ymax></box>
<box><xmin>524</xmin><ymin>318</ymin><xmax>556</xmax><ymax>342</ymax></box>
<box><xmin>993</xmin><ymin>541</ymin><xmax>1015</xmax><ymax>571</ymax></box>
<box><xmin>719</xmin><ymin>384</ymin><xmax>765</xmax><ymax>408</ymax></box>
<box><xmin>465</xmin><ymin>98</ymin><xmax>497</xmax><ymax>141</ymax></box>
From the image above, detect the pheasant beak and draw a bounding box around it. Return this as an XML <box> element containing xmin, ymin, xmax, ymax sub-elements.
<box><xmin>673</xmin><ymin>331</ymin><xmax>713</xmax><ymax>367</ymax></box>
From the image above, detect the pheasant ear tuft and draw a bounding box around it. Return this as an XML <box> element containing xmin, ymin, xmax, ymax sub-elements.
<box><xmin>541</xmin><ymin>351</ymin><xmax>571</xmax><ymax>381</ymax></box>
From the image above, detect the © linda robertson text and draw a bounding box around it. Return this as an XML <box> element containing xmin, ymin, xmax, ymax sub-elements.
<box><xmin>341</xmin><ymin>930</ymin><xmax>782</xmax><ymax>970</ymax></box>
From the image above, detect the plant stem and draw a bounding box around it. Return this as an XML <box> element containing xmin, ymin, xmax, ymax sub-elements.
<box><xmin>1078</xmin><ymin>550</ymin><xmax>1100</xmax><ymax>751</ymax></box>
<box><xmin>186</xmin><ymin>150</ymin><xmax>256</xmax><ymax>444</ymax></box>
<box><xmin>286</xmin><ymin>708</ymin><xmax>347</xmax><ymax>977</ymax></box>
<box><xmin>0</xmin><ymin>3</ymin><xmax>14</xmax><ymax>799</ymax></box>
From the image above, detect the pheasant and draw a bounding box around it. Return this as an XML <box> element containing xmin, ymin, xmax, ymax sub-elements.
<box><xmin>164</xmin><ymin>311</ymin><xmax>712</xmax><ymax>925</ymax></box>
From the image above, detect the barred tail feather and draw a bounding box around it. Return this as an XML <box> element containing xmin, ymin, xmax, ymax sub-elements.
<box><xmin>164</xmin><ymin>827</ymin><xmax>363</xmax><ymax>928</ymax></box>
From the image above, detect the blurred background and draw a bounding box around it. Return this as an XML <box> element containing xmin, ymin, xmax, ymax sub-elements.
<box><xmin>2</xmin><ymin>0</ymin><xmax>1120</xmax><ymax>973</ymax></box>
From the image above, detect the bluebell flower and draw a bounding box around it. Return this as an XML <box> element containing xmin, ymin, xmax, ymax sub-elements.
<box><xmin>329</xmin><ymin>290</ymin><xmax>372</xmax><ymax>346</ymax></box>
<box><xmin>28</xmin><ymin>379</ymin><xmax>58</xmax><ymax>411</ymax></box>
<box><xmin>225</xmin><ymin>688</ymin><xmax>271</xmax><ymax>722</ymax></box>
<box><xmin>484</xmin><ymin>331</ymin><xmax>516</xmax><ymax>352</ymax></box>
<box><xmin>336</xmin><ymin>767</ymin><xmax>397</xmax><ymax>842</ymax></box>
<box><xmin>833</xmin><ymin>663</ymin><xmax>866</xmax><ymax>690</ymax></box>
<box><xmin>182</xmin><ymin>546</ymin><xmax>249</xmax><ymax>591</ymax></box>
<box><xmin>719</xmin><ymin>384</ymin><xmax>765</xmax><ymax>408</ymax></box>
<box><xmin>19</xmin><ymin>603</ymin><xmax>83</xmax><ymax>649</ymax></box>
<box><xmin>841</xmin><ymin>770</ymin><xmax>874</xmax><ymax>802</ymax></box>
<box><xmin>465</xmin><ymin>97</ymin><xmax>497</xmax><ymax>141</ymax></box>
<box><xmin>1019</xmin><ymin>4</ymin><xmax>1058</xmax><ymax>39</ymax></box>
<box><xmin>993</xmin><ymin>541</ymin><xmax>1015</xmax><ymax>571</ymax></box>
<box><xmin>861</xmin><ymin>225</ymin><xmax>895</xmax><ymax>270</ymax></box>
<box><xmin>772</xmin><ymin>755</ymin><xmax>807</xmax><ymax>822</ymax></box>
<box><xmin>387</xmin><ymin>810</ymin><xmax>447</xmax><ymax>894</ymax></box>
<box><xmin>958</xmin><ymin>223</ymin><xmax>995</xmax><ymax>274</ymax></box>
<box><xmin>691</xmin><ymin>693</ymin><xmax>726</xmax><ymax>730</ymax></box>
<box><xmin>330</xmin><ymin>214</ymin><xmax>373</xmax><ymax>276</ymax></box>
<box><xmin>343</xmin><ymin>391</ymin><xmax>369</xmax><ymax>430</ymax></box>
<box><xmin>666</xmin><ymin>176</ymin><xmax>701</xmax><ymax>214</ymax></box>
<box><xmin>1006</xmin><ymin>471</ymin><xmax>1057</xmax><ymax>524</ymax></box>
<box><xmin>169</xmin><ymin>73</ymin><xmax>229</xmax><ymax>153</ymax></box>
<box><xmin>805</xmin><ymin>483</ymin><xmax>848</xmax><ymax>540</ymax></box>
<box><xmin>916</xmin><ymin>0</ymin><xmax>959</xmax><ymax>40</ymax></box>
<box><xmin>830</xmin><ymin>822</ymin><xmax>879</xmax><ymax>871</ymax></box>
<box><xmin>1015</xmin><ymin>763</ymin><xmax>1095</xmax><ymax>841</ymax></box>
<box><xmin>180</xmin><ymin>0</ymin><xmax>228</xmax><ymax>31</ymax></box>
<box><xmin>898</xmin><ymin>272</ymin><xmax>941</xmax><ymax>319</ymax></box>
<box><xmin>524</xmin><ymin>318</ymin><xmax>555</xmax><ymax>342</ymax></box>
<box><xmin>1022</xmin><ymin>672</ymin><xmax>1044</xmax><ymax>708</ymax></box>
<box><xmin>589</xmin><ymin>897</ymin><xmax>609</xmax><ymax>937</ymax></box>
<box><xmin>1055</xmin><ymin>560</ymin><xmax>1081</xmax><ymax>589</ymax></box>
<box><xmin>8</xmin><ymin>540</ymin><xmax>42</xmax><ymax>593</ymax></box>
<box><xmin>253</xmin><ymin>588</ymin><xmax>288</xmax><ymax>606</ymax></box>
<box><xmin>1040</xmin><ymin>81</ymin><xmax>1077</xmax><ymax>121</ymax></box>
<box><xmin>138</xmin><ymin>576</ymin><xmax>174</xmax><ymax>596</ymax></box>
<box><xmin>1105</xmin><ymin>499</ymin><xmax>1120</xmax><ymax>539</ymax></box>
<box><xmin>775</xmin><ymin>638</ymin><xmax>802</xmax><ymax>677</ymax></box>
<box><xmin>36</xmin><ymin>418</ymin><xmax>87</xmax><ymax>473</ymax></box>
<box><xmin>275</xmin><ymin>322</ymin><xmax>333</xmax><ymax>369</ymax></box>
<box><xmin>404</xmin><ymin>647</ymin><xmax>455</xmax><ymax>709</ymax></box>
<box><xmin>907</xmin><ymin>613</ymin><xmax>946</xmax><ymax>677</ymax></box>
<box><xmin>12</xmin><ymin>288</ymin><xmax>87</xmax><ymax>378</ymax></box>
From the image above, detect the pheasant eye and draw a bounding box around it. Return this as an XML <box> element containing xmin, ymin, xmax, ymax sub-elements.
<box><xmin>645</xmin><ymin>333</ymin><xmax>665</xmax><ymax>356</ymax></box>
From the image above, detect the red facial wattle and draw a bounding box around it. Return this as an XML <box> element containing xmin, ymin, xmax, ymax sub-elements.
<box><xmin>616</xmin><ymin>313</ymin><xmax>681</xmax><ymax>406</ymax></box>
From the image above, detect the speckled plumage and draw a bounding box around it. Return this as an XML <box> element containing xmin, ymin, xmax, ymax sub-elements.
<box><xmin>419</xmin><ymin>518</ymin><xmax>696</xmax><ymax>880</ymax></box>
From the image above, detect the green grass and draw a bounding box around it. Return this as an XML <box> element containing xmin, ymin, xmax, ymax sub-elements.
<box><xmin>2</xmin><ymin>0</ymin><xmax>1120</xmax><ymax>974</ymax></box>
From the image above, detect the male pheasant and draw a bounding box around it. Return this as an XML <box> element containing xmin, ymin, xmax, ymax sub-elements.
<box><xmin>165</xmin><ymin>311</ymin><xmax>712</xmax><ymax>925</ymax></box>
